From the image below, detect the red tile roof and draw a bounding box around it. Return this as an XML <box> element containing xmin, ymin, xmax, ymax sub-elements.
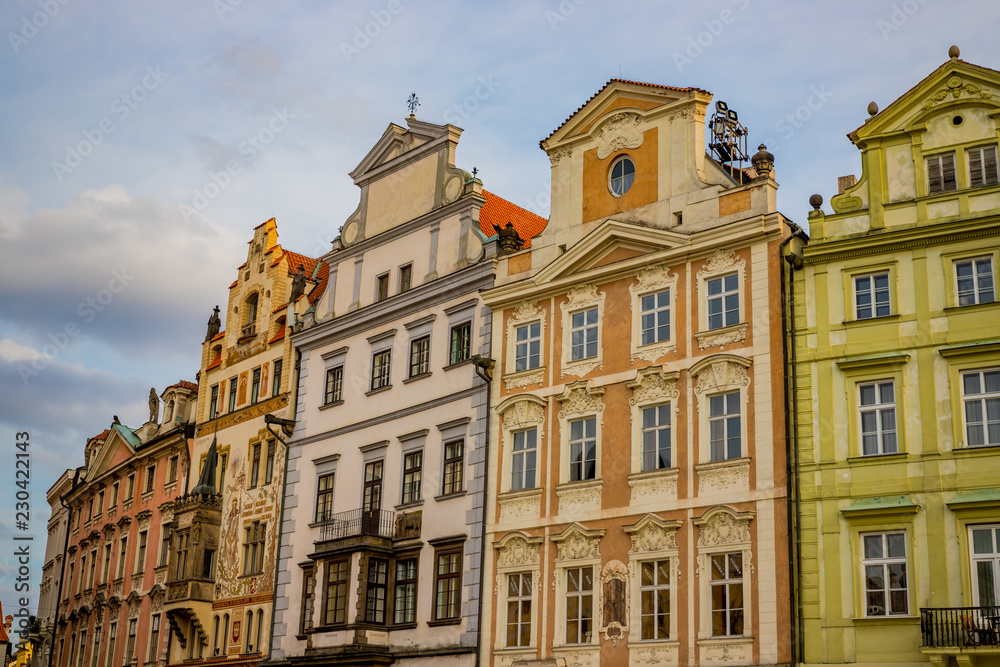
<box><xmin>206</xmin><ymin>354</ymin><xmax>222</xmax><ymax>371</ymax></box>
<box><xmin>89</xmin><ymin>429</ymin><xmax>111</xmax><ymax>442</ymax></box>
<box><xmin>211</xmin><ymin>331</ymin><xmax>225</xmax><ymax>342</ymax></box>
<box><xmin>268</xmin><ymin>323</ymin><xmax>287</xmax><ymax>344</ymax></box>
<box><xmin>254</xmin><ymin>217</ymin><xmax>275</xmax><ymax>230</ymax></box>
<box><xmin>276</xmin><ymin>248</ymin><xmax>330</xmax><ymax>306</ymax></box>
<box><xmin>166</xmin><ymin>380</ymin><xmax>198</xmax><ymax>393</ymax></box>
<box><xmin>480</xmin><ymin>190</ymin><xmax>547</xmax><ymax>249</ymax></box>
<box><xmin>541</xmin><ymin>79</ymin><xmax>710</xmax><ymax>147</ymax></box>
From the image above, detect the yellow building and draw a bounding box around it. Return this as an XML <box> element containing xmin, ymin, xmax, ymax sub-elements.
<box><xmin>790</xmin><ymin>47</ymin><xmax>1000</xmax><ymax>667</ymax></box>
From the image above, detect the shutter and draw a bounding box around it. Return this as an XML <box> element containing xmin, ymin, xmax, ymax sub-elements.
<box><xmin>941</xmin><ymin>153</ymin><xmax>957</xmax><ymax>191</ymax></box>
<box><xmin>985</xmin><ymin>146</ymin><xmax>999</xmax><ymax>185</ymax></box>
<box><xmin>927</xmin><ymin>156</ymin><xmax>943</xmax><ymax>194</ymax></box>
<box><xmin>969</xmin><ymin>147</ymin><xmax>984</xmax><ymax>187</ymax></box>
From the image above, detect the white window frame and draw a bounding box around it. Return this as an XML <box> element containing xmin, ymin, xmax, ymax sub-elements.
<box><xmin>629</xmin><ymin>264</ymin><xmax>679</xmax><ymax>364</ymax></box>
<box><xmin>608</xmin><ymin>154</ymin><xmax>635</xmax><ymax>197</ymax></box>
<box><xmin>569</xmin><ymin>308</ymin><xmax>599</xmax><ymax>362</ymax></box>
<box><xmin>706</xmin><ymin>273</ymin><xmax>740</xmax><ymax>331</ymax></box>
<box><xmin>858</xmin><ymin>380</ymin><xmax>898</xmax><ymax>456</ymax></box>
<box><xmin>503</xmin><ymin>300</ymin><xmax>546</xmax><ymax>390</ymax></box>
<box><xmin>694</xmin><ymin>508</ymin><xmax>754</xmax><ymax>645</ymax></box>
<box><xmin>695</xmin><ymin>249</ymin><xmax>747</xmax><ymax>350</ymax></box>
<box><xmin>626</xmin><ymin>367</ymin><xmax>680</xmax><ymax>503</ymax></box>
<box><xmin>708</xmin><ymin>390</ymin><xmax>742</xmax><ymax>462</ymax></box>
<box><xmin>514</xmin><ymin>321</ymin><xmax>542</xmax><ymax>372</ymax></box>
<box><xmin>567</xmin><ymin>416</ymin><xmax>598</xmax><ymax>483</ymax></box>
<box><xmin>493</xmin><ymin>532</ymin><xmax>543</xmax><ymax>654</ymax></box>
<box><xmin>854</xmin><ymin>271</ymin><xmax>892</xmax><ymax>319</ymax></box>
<box><xmin>962</xmin><ymin>368</ymin><xmax>1000</xmax><ymax>448</ymax></box>
<box><xmin>692</xmin><ymin>357</ymin><xmax>751</xmax><ymax>475</ymax></box>
<box><xmin>560</xmin><ymin>284</ymin><xmax>605</xmax><ymax>379</ymax></box>
<box><xmin>860</xmin><ymin>531</ymin><xmax>909</xmax><ymax>617</ymax></box>
<box><xmin>954</xmin><ymin>256</ymin><xmax>995</xmax><ymax>307</ymax></box>
<box><xmin>509</xmin><ymin>428</ymin><xmax>538</xmax><ymax>492</ymax></box>
<box><xmin>505</xmin><ymin>571</ymin><xmax>534</xmax><ymax>648</ymax></box>
<box><xmin>969</xmin><ymin>524</ymin><xmax>1000</xmax><ymax>607</ymax></box>
<box><xmin>551</xmin><ymin>525</ymin><xmax>603</xmax><ymax>652</ymax></box>
<box><xmin>625</xmin><ymin>515</ymin><xmax>680</xmax><ymax>648</ymax></box>
<box><xmin>556</xmin><ymin>382</ymin><xmax>605</xmax><ymax>486</ymax></box>
<box><xmin>320</xmin><ymin>346</ymin><xmax>348</xmax><ymax>406</ymax></box>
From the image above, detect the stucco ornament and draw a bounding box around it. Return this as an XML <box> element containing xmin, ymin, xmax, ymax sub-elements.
<box><xmin>500</xmin><ymin>399</ymin><xmax>545</xmax><ymax>431</ymax></box>
<box><xmin>548</xmin><ymin>147</ymin><xmax>572</xmax><ymax>166</ymax></box>
<box><xmin>565</xmin><ymin>283</ymin><xmax>601</xmax><ymax>310</ymax></box>
<box><xmin>504</xmin><ymin>370</ymin><xmax>544</xmax><ymax>391</ymax></box>
<box><xmin>557</xmin><ymin>381</ymin><xmax>605</xmax><ymax>420</ymax></box>
<box><xmin>698</xmin><ymin>460</ymin><xmax>750</xmax><ymax>496</ymax></box>
<box><xmin>497</xmin><ymin>536</ymin><xmax>541</xmax><ymax>568</ymax></box>
<box><xmin>628</xmin><ymin>521</ymin><xmax>678</xmax><ymax>554</ymax></box>
<box><xmin>499</xmin><ymin>489</ymin><xmax>542</xmax><ymax>521</ymax></box>
<box><xmin>596</xmin><ymin>112</ymin><xmax>643</xmax><ymax>159</ymax></box>
<box><xmin>697</xmin><ymin>249</ymin><xmax>745</xmax><ymax>282</ymax></box>
<box><xmin>628</xmin><ymin>367</ymin><xmax>680</xmax><ymax>406</ymax></box>
<box><xmin>633</xmin><ymin>263</ymin><xmax>676</xmax><ymax>293</ymax></box>
<box><xmin>600</xmin><ymin>560</ymin><xmax>629</xmax><ymax>646</ymax></box>
<box><xmin>556</xmin><ymin>482</ymin><xmax>602</xmax><ymax>514</ymax></box>
<box><xmin>922</xmin><ymin>76</ymin><xmax>993</xmax><ymax>109</ymax></box>
<box><xmin>697</xmin><ymin>510</ymin><xmax>752</xmax><ymax>548</ymax></box>
<box><xmin>694</xmin><ymin>359</ymin><xmax>750</xmax><ymax>395</ymax></box>
<box><xmin>510</xmin><ymin>300</ymin><xmax>542</xmax><ymax>324</ymax></box>
<box><xmin>554</xmin><ymin>526</ymin><xmax>602</xmax><ymax>562</ymax></box>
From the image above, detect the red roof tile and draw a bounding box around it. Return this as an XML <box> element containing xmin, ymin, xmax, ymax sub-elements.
<box><xmin>206</xmin><ymin>354</ymin><xmax>222</xmax><ymax>371</ymax></box>
<box><xmin>210</xmin><ymin>331</ymin><xmax>225</xmax><ymax>342</ymax></box>
<box><xmin>89</xmin><ymin>429</ymin><xmax>111</xmax><ymax>442</ymax></box>
<box><xmin>254</xmin><ymin>217</ymin><xmax>275</xmax><ymax>230</ymax></box>
<box><xmin>166</xmin><ymin>380</ymin><xmax>198</xmax><ymax>393</ymax></box>
<box><xmin>480</xmin><ymin>190</ymin><xmax>548</xmax><ymax>249</ymax></box>
<box><xmin>541</xmin><ymin>79</ymin><xmax>710</xmax><ymax>147</ymax></box>
<box><xmin>276</xmin><ymin>248</ymin><xmax>330</xmax><ymax>306</ymax></box>
<box><xmin>268</xmin><ymin>323</ymin><xmax>287</xmax><ymax>344</ymax></box>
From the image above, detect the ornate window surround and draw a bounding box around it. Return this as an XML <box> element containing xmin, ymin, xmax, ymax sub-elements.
<box><xmin>496</xmin><ymin>395</ymin><xmax>547</xmax><ymax>522</ymax></box>
<box><xmin>694</xmin><ymin>249</ymin><xmax>748</xmax><ymax>351</ymax></box>
<box><xmin>551</xmin><ymin>523</ymin><xmax>605</xmax><ymax>655</ymax></box>
<box><xmin>626</xmin><ymin>366</ymin><xmax>680</xmax><ymax>504</ymax></box>
<box><xmin>560</xmin><ymin>284</ymin><xmax>606</xmax><ymax>379</ymax></box>
<box><xmin>692</xmin><ymin>355</ymin><xmax>752</xmax><ymax>494</ymax></box>
<box><xmin>623</xmin><ymin>514</ymin><xmax>682</xmax><ymax>659</ymax></box>
<box><xmin>492</xmin><ymin>531</ymin><xmax>543</xmax><ymax>654</ymax></box>
<box><xmin>693</xmin><ymin>506</ymin><xmax>755</xmax><ymax>658</ymax></box>
<box><xmin>629</xmin><ymin>263</ymin><xmax>679</xmax><ymax>364</ymax></box>
<box><xmin>555</xmin><ymin>382</ymin><xmax>605</xmax><ymax>514</ymax></box>
<box><xmin>503</xmin><ymin>300</ymin><xmax>546</xmax><ymax>391</ymax></box>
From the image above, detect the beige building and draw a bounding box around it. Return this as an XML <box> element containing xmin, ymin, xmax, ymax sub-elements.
<box><xmin>480</xmin><ymin>80</ymin><xmax>794</xmax><ymax>667</ymax></box>
<box><xmin>33</xmin><ymin>471</ymin><xmax>75</xmax><ymax>667</ymax></box>
<box><xmin>268</xmin><ymin>115</ymin><xmax>543</xmax><ymax>667</ymax></box>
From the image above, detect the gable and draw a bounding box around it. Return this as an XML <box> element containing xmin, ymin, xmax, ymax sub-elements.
<box><xmin>85</xmin><ymin>425</ymin><xmax>138</xmax><ymax>482</ymax></box>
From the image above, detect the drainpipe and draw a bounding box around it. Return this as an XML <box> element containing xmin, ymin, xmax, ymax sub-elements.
<box><xmin>779</xmin><ymin>221</ymin><xmax>807</xmax><ymax>665</ymax></box>
<box><xmin>49</xmin><ymin>468</ymin><xmax>83</xmax><ymax>667</ymax></box>
<box><xmin>471</xmin><ymin>352</ymin><xmax>494</xmax><ymax>667</ymax></box>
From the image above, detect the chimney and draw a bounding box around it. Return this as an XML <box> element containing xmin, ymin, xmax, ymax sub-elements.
<box><xmin>838</xmin><ymin>175</ymin><xmax>857</xmax><ymax>194</ymax></box>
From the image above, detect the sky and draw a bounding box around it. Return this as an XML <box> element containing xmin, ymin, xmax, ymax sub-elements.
<box><xmin>0</xmin><ymin>0</ymin><xmax>997</xmax><ymax>620</ymax></box>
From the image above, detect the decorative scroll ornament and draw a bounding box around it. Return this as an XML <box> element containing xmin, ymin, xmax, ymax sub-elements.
<box><xmin>557</xmin><ymin>482</ymin><xmax>602</xmax><ymax>514</ymax></box>
<box><xmin>510</xmin><ymin>300</ymin><xmax>542</xmax><ymax>325</ymax></box>
<box><xmin>922</xmin><ymin>76</ymin><xmax>993</xmax><ymax>110</ymax></box>
<box><xmin>694</xmin><ymin>359</ymin><xmax>750</xmax><ymax>395</ymax></box>
<box><xmin>548</xmin><ymin>147</ymin><xmax>572</xmax><ymax>166</ymax></box>
<box><xmin>565</xmin><ymin>283</ymin><xmax>601</xmax><ymax>310</ymax></box>
<box><xmin>554</xmin><ymin>525</ymin><xmax>603</xmax><ymax>562</ymax></box>
<box><xmin>634</xmin><ymin>264</ymin><xmax>676</xmax><ymax>292</ymax></box>
<box><xmin>496</xmin><ymin>535</ymin><xmax>541</xmax><ymax>568</ymax></box>
<box><xmin>499</xmin><ymin>489</ymin><xmax>542</xmax><ymax>522</ymax></box>
<box><xmin>628</xmin><ymin>367</ymin><xmax>679</xmax><ymax>406</ymax></box>
<box><xmin>697</xmin><ymin>510</ymin><xmax>752</xmax><ymax>548</ymax></box>
<box><xmin>596</xmin><ymin>112</ymin><xmax>643</xmax><ymax>159</ymax></box>
<box><xmin>557</xmin><ymin>381</ymin><xmax>605</xmax><ymax>420</ymax></box>
<box><xmin>629</xmin><ymin>521</ymin><xmax>678</xmax><ymax>554</ymax></box>
<box><xmin>499</xmin><ymin>399</ymin><xmax>545</xmax><ymax>431</ymax></box>
<box><xmin>696</xmin><ymin>249</ymin><xmax>745</xmax><ymax>288</ymax></box>
<box><xmin>504</xmin><ymin>370</ymin><xmax>544</xmax><ymax>391</ymax></box>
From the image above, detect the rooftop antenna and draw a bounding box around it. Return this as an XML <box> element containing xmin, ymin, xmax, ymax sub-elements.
<box><xmin>406</xmin><ymin>92</ymin><xmax>420</xmax><ymax>118</ymax></box>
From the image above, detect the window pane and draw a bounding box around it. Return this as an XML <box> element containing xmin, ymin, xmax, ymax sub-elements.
<box><xmin>864</xmin><ymin>535</ymin><xmax>883</xmax><ymax>559</ymax></box>
<box><xmin>887</xmin><ymin>533</ymin><xmax>905</xmax><ymax>558</ymax></box>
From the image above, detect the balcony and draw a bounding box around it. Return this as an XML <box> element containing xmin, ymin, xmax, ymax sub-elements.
<box><xmin>921</xmin><ymin>606</ymin><xmax>1000</xmax><ymax>649</ymax></box>
<box><xmin>316</xmin><ymin>508</ymin><xmax>395</xmax><ymax>542</ymax></box>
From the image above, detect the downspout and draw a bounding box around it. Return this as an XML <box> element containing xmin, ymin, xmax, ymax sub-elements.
<box><xmin>471</xmin><ymin>354</ymin><xmax>493</xmax><ymax>667</ymax></box>
<box><xmin>779</xmin><ymin>221</ymin><xmax>806</xmax><ymax>665</ymax></box>
<box><xmin>49</xmin><ymin>468</ymin><xmax>83</xmax><ymax>667</ymax></box>
<box><xmin>263</xmin><ymin>348</ymin><xmax>300</xmax><ymax>665</ymax></box>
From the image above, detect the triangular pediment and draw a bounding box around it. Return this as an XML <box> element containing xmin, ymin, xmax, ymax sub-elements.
<box><xmin>349</xmin><ymin>118</ymin><xmax>459</xmax><ymax>183</ymax></box>
<box><xmin>851</xmin><ymin>57</ymin><xmax>1000</xmax><ymax>142</ymax></box>
<box><xmin>85</xmin><ymin>425</ymin><xmax>138</xmax><ymax>483</ymax></box>
<box><xmin>532</xmin><ymin>219</ymin><xmax>690</xmax><ymax>285</ymax></box>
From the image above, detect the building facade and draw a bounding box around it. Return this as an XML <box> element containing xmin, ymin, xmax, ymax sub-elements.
<box><xmin>480</xmin><ymin>80</ymin><xmax>793</xmax><ymax>667</ymax></box>
<box><xmin>33</xmin><ymin>471</ymin><xmax>75</xmax><ymax>667</ymax></box>
<box><xmin>162</xmin><ymin>218</ymin><xmax>327</xmax><ymax>667</ymax></box>
<box><xmin>791</xmin><ymin>48</ymin><xmax>1000</xmax><ymax>666</ymax></box>
<box><xmin>52</xmin><ymin>382</ymin><xmax>197</xmax><ymax>667</ymax></box>
<box><xmin>269</xmin><ymin>115</ymin><xmax>543</xmax><ymax>667</ymax></box>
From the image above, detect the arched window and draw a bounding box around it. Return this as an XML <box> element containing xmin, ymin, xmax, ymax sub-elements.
<box><xmin>222</xmin><ymin>614</ymin><xmax>229</xmax><ymax>655</ymax></box>
<box><xmin>212</xmin><ymin>616</ymin><xmax>220</xmax><ymax>656</ymax></box>
<box><xmin>243</xmin><ymin>294</ymin><xmax>259</xmax><ymax>336</ymax></box>
<box><xmin>256</xmin><ymin>609</ymin><xmax>265</xmax><ymax>653</ymax></box>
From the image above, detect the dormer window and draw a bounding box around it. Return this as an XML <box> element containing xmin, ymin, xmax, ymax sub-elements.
<box><xmin>968</xmin><ymin>145</ymin><xmax>999</xmax><ymax>188</ymax></box>
<box><xmin>926</xmin><ymin>153</ymin><xmax>957</xmax><ymax>194</ymax></box>
<box><xmin>609</xmin><ymin>155</ymin><xmax>635</xmax><ymax>197</ymax></box>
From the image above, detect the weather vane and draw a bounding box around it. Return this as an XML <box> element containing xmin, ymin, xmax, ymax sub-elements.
<box><xmin>472</xmin><ymin>167</ymin><xmax>478</xmax><ymax>178</ymax></box>
<box><xmin>407</xmin><ymin>92</ymin><xmax>420</xmax><ymax>117</ymax></box>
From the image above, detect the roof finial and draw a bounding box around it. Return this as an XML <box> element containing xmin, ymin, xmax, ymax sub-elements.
<box><xmin>472</xmin><ymin>167</ymin><xmax>478</xmax><ymax>179</ymax></box>
<box><xmin>867</xmin><ymin>101</ymin><xmax>879</xmax><ymax>117</ymax></box>
<box><xmin>406</xmin><ymin>92</ymin><xmax>420</xmax><ymax>117</ymax></box>
<box><xmin>948</xmin><ymin>45</ymin><xmax>960</xmax><ymax>59</ymax></box>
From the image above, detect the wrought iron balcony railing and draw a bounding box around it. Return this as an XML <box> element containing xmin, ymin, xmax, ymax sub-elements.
<box><xmin>316</xmin><ymin>508</ymin><xmax>395</xmax><ymax>542</ymax></box>
<box><xmin>921</xmin><ymin>606</ymin><xmax>1000</xmax><ymax>648</ymax></box>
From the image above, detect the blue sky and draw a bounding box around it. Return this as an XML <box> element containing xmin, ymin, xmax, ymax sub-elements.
<box><xmin>0</xmin><ymin>0</ymin><xmax>997</xmax><ymax>618</ymax></box>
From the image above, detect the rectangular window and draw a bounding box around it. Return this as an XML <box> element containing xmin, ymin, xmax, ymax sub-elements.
<box><xmin>159</xmin><ymin>529</ymin><xmax>170</xmax><ymax>568</ymax></box>
<box><xmin>376</xmin><ymin>273</ymin><xmax>389</xmax><ymax>302</ymax></box>
<box><xmin>117</xmin><ymin>537</ymin><xmax>128</xmax><ymax>578</ymax></box>
<box><xmin>323</xmin><ymin>560</ymin><xmax>349</xmax><ymax>626</ymax></box>
<box><xmin>927</xmin><ymin>152</ymin><xmax>958</xmax><ymax>194</ymax></box>
<box><xmin>301</xmin><ymin>569</ymin><xmax>315</xmax><ymax>632</ymax></box>
<box><xmin>88</xmin><ymin>550</ymin><xmax>96</xmax><ymax>588</ymax></box>
<box><xmin>251</xmin><ymin>367</ymin><xmax>261</xmax><ymax>404</ymax></box>
<box><xmin>570</xmin><ymin>308</ymin><xmax>599</xmax><ymax>361</ymax></box>
<box><xmin>970</xmin><ymin>524</ymin><xmax>1000</xmax><ymax>607</ymax></box>
<box><xmin>510</xmin><ymin>429</ymin><xmax>537</xmax><ymax>491</ymax></box>
<box><xmin>210</xmin><ymin>384</ymin><xmax>219</xmax><ymax>419</ymax></box>
<box><xmin>365</xmin><ymin>558</ymin><xmax>389</xmax><ymax>624</ymax></box>
<box><xmin>250</xmin><ymin>442</ymin><xmax>261</xmax><ymax>488</ymax></box>
<box><xmin>272</xmin><ymin>359</ymin><xmax>283</xmax><ymax>397</ymax></box>
<box><xmin>568</xmin><ymin>417</ymin><xmax>597</xmax><ymax>482</ymax></box>
<box><xmin>707</xmin><ymin>274</ymin><xmax>739</xmax><ymax>330</ymax></box>
<box><xmin>399</xmin><ymin>264</ymin><xmax>413</xmax><ymax>293</ymax></box>
<box><xmin>515</xmin><ymin>322</ymin><xmax>541</xmax><ymax>372</ymax></box>
<box><xmin>564</xmin><ymin>566</ymin><xmax>593</xmax><ymax>644</ymax></box>
<box><xmin>641</xmin><ymin>404</ymin><xmax>672</xmax><ymax>471</ymax></box>
<box><xmin>363</xmin><ymin>462</ymin><xmax>383</xmax><ymax>513</ymax></box>
<box><xmin>202</xmin><ymin>549</ymin><xmax>215</xmax><ymax>579</ymax></box>
<box><xmin>956</xmin><ymin>257</ymin><xmax>995</xmax><ymax>306</ymax></box>
<box><xmin>442</xmin><ymin>440</ymin><xmax>464</xmax><ymax>495</ymax></box>
<box><xmin>859</xmin><ymin>381</ymin><xmax>898</xmax><ymax>455</ymax></box>
<box><xmin>711</xmin><ymin>553</ymin><xmax>744</xmax><ymax>635</ymax></box>
<box><xmin>78</xmin><ymin>555</ymin><xmax>86</xmax><ymax>592</ymax></box>
<box><xmin>174</xmin><ymin>533</ymin><xmax>188</xmax><ymax>579</ymax></box>
<box><xmin>111</xmin><ymin>482</ymin><xmax>119</xmax><ymax>507</ymax></box>
<box><xmin>506</xmin><ymin>572</ymin><xmax>532</xmax><ymax>648</ymax></box>
<box><xmin>148</xmin><ymin>615</ymin><xmax>160</xmax><ymax>662</ymax></box>
<box><xmin>107</xmin><ymin>623</ymin><xmax>117</xmax><ymax>667</ymax></box>
<box><xmin>168</xmin><ymin>455</ymin><xmax>178</xmax><ymax>483</ymax></box>
<box><xmin>434</xmin><ymin>548</ymin><xmax>462</xmax><ymax>621</ymax></box>
<box><xmin>709</xmin><ymin>392</ymin><xmax>741</xmax><ymax>461</ymax></box>
<box><xmin>127</xmin><ymin>473</ymin><xmax>135</xmax><ymax>499</ymax></box>
<box><xmin>97</xmin><ymin>491</ymin><xmax>104</xmax><ymax>516</ymax></box>
<box><xmin>126</xmin><ymin>619</ymin><xmax>137</xmax><ymax>663</ymax></box>
<box><xmin>324</xmin><ymin>366</ymin><xmax>343</xmax><ymax>404</ymax></box>
<box><xmin>228</xmin><ymin>377</ymin><xmax>238</xmax><ymax>412</ymax></box>
<box><xmin>265</xmin><ymin>440</ymin><xmax>275</xmax><ymax>485</ymax></box>
<box><xmin>640</xmin><ymin>289</ymin><xmax>671</xmax><ymax>345</ymax></box>
<box><xmin>145</xmin><ymin>465</ymin><xmax>156</xmax><ymax>493</ymax></box>
<box><xmin>409</xmin><ymin>336</ymin><xmax>430</xmax><ymax>377</ymax></box>
<box><xmin>968</xmin><ymin>145</ymin><xmax>999</xmax><ymax>188</ymax></box>
<box><xmin>91</xmin><ymin>626</ymin><xmax>101</xmax><ymax>667</ymax></box>
<box><xmin>862</xmin><ymin>532</ymin><xmax>908</xmax><ymax>616</ymax></box>
<box><xmin>854</xmin><ymin>272</ymin><xmax>891</xmax><ymax>319</ymax></box>
<box><xmin>401</xmin><ymin>451</ymin><xmax>422</xmax><ymax>504</ymax></box>
<box><xmin>243</xmin><ymin>521</ymin><xmax>266</xmax><ymax>575</ymax></box>
<box><xmin>315</xmin><ymin>473</ymin><xmax>335</xmax><ymax>522</ymax></box>
<box><xmin>371</xmin><ymin>350</ymin><xmax>391</xmax><ymax>390</ymax></box>
<box><xmin>77</xmin><ymin>630</ymin><xmax>86</xmax><ymax>667</ymax></box>
<box><xmin>963</xmin><ymin>369</ymin><xmax>1000</xmax><ymax>447</ymax></box>
<box><xmin>449</xmin><ymin>322</ymin><xmax>472</xmax><ymax>365</ymax></box>
<box><xmin>393</xmin><ymin>558</ymin><xmax>418</xmax><ymax>625</ymax></box>
<box><xmin>640</xmin><ymin>560</ymin><xmax>670</xmax><ymax>640</ymax></box>
<box><xmin>103</xmin><ymin>543</ymin><xmax>111</xmax><ymax>583</ymax></box>
<box><xmin>135</xmin><ymin>531</ymin><xmax>147</xmax><ymax>574</ymax></box>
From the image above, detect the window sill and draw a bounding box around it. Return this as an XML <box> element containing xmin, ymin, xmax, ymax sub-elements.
<box><xmin>403</xmin><ymin>372</ymin><xmax>432</xmax><ymax>384</ymax></box>
<box><xmin>842</xmin><ymin>313</ymin><xmax>901</xmax><ymax>326</ymax></box>
<box><xmin>319</xmin><ymin>400</ymin><xmax>344</xmax><ymax>411</ymax></box>
<box><xmin>443</xmin><ymin>358</ymin><xmax>474</xmax><ymax>372</ymax></box>
<box><xmin>502</xmin><ymin>366</ymin><xmax>545</xmax><ymax>390</ymax></box>
<box><xmin>434</xmin><ymin>490</ymin><xmax>466</xmax><ymax>502</ymax></box>
<box><xmin>847</xmin><ymin>452</ymin><xmax>908</xmax><ymax>466</ymax></box>
<box><xmin>394</xmin><ymin>500</ymin><xmax>423</xmax><ymax>511</ymax></box>
<box><xmin>365</xmin><ymin>385</ymin><xmax>393</xmax><ymax>397</ymax></box>
<box><xmin>952</xmin><ymin>443</ymin><xmax>1000</xmax><ymax>457</ymax></box>
<box><xmin>388</xmin><ymin>622</ymin><xmax>418</xmax><ymax>631</ymax></box>
<box><xmin>694</xmin><ymin>322</ymin><xmax>748</xmax><ymax>351</ymax></box>
<box><xmin>944</xmin><ymin>300</ymin><xmax>999</xmax><ymax>313</ymax></box>
<box><xmin>851</xmin><ymin>615</ymin><xmax>919</xmax><ymax>624</ymax></box>
<box><xmin>426</xmin><ymin>618</ymin><xmax>461</xmax><ymax>627</ymax></box>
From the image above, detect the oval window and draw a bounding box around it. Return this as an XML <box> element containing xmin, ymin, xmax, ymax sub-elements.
<box><xmin>609</xmin><ymin>156</ymin><xmax>635</xmax><ymax>197</ymax></box>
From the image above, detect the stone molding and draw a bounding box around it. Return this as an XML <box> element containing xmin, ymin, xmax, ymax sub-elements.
<box><xmin>595</xmin><ymin>112</ymin><xmax>643</xmax><ymax>160</ymax></box>
<box><xmin>695</xmin><ymin>458</ymin><xmax>750</xmax><ymax>496</ymax></box>
<box><xmin>556</xmin><ymin>480</ymin><xmax>603</xmax><ymax>515</ymax></box>
<box><xmin>497</xmin><ymin>488</ymin><xmax>543</xmax><ymax>522</ymax></box>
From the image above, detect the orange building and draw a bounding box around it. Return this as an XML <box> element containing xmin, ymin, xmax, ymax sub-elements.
<box><xmin>480</xmin><ymin>80</ymin><xmax>794</xmax><ymax>667</ymax></box>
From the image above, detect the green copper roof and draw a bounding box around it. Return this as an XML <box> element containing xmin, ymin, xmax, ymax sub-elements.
<box><xmin>842</xmin><ymin>495</ymin><xmax>920</xmax><ymax>516</ymax></box>
<box><xmin>946</xmin><ymin>488</ymin><xmax>1000</xmax><ymax>508</ymax></box>
<box><xmin>112</xmin><ymin>423</ymin><xmax>141</xmax><ymax>449</ymax></box>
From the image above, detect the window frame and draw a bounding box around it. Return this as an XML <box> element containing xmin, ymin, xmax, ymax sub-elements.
<box><xmin>967</xmin><ymin>144</ymin><xmax>1000</xmax><ymax>188</ymax></box>
<box><xmin>371</xmin><ymin>349</ymin><xmax>391</xmax><ymax>391</ymax></box>
<box><xmin>708</xmin><ymin>390</ymin><xmax>742</xmax><ymax>462</ymax></box>
<box><xmin>400</xmin><ymin>450</ymin><xmax>423</xmax><ymax>505</ymax></box>
<box><xmin>505</xmin><ymin>571</ymin><xmax>533</xmax><ymax>648</ymax></box>
<box><xmin>569</xmin><ymin>307</ymin><xmax>599</xmax><ymax>362</ymax></box>
<box><xmin>324</xmin><ymin>365</ymin><xmax>344</xmax><ymax>405</ymax></box>
<box><xmin>392</xmin><ymin>556</ymin><xmax>419</xmax><ymax>626</ymax></box>
<box><xmin>228</xmin><ymin>377</ymin><xmax>238</xmax><ymax>413</ymax></box>
<box><xmin>706</xmin><ymin>273</ymin><xmax>740</xmax><ymax>331</ymax></box>
<box><xmin>559</xmin><ymin>286</ymin><xmax>605</xmax><ymax>378</ymax></box>
<box><xmin>969</xmin><ymin>523</ymin><xmax>1000</xmax><ymax>607</ymax></box>
<box><xmin>251</xmin><ymin>366</ymin><xmax>261</xmax><ymax>404</ymax></box>
<box><xmin>315</xmin><ymin>473</ymin><xmax>335</xmax><ymax>523</ymax></box>
<box><xmin>567</xmin><ymin>416</ymin><xmax>598</xmax><ymax>482</ymax></box>
<box><xmin>853</xmin><ymin>271</ymin><xmax>892</xmax><ymax>320</ymax></box>
<box><xmin>509</xmin><ymin>429</ymin><xmax>538</xmax><ymax>492</ymax></box>
<box><xmin>449</xmin><ymin>321</ymin><xmax>472</xmax><ymax>365</ymax></box>
<box><xmin>860</xmin><ymin>530</ymin><xmax>909</xmax><ymax>617</ymax></box>
<box><xmin>563</xmin><ymin>565</ymin><xmax>595</xmax><ymax>645</ymax></box>
<box><xmin>961</xmin><ymin>368</ymin><xmax>1000</xmax><ymax>448</ymax></box>
<box><xmin>926</xmin><ymin>151</ymin><xmax>958</xmax><ymax>194</ymax></box>
<box><xmin>514</xmin><ymin>321</ymin><xmax>542</xmax><ymax>373</ymax></box>
<box><xmin>398</xmin><ymin>263</ymin><xmax>413</xmax><ymax>293</ymax></box>
<box><xmin>857</xmin><ymin>379</ymin><xmax>899</xmax><ymax>456</ymax></box>
<box><xmin>441</xmin><ymin>440</ymin><xmax>464</xmax><ymax>496</ymax></box>
<box><xmin>608</xmin><ymin>154</ymin><xmax>635</xmax><ymax>197</ymax></box>
<box><xmin>954</xmin><ymin>256</ymin><xmax>996</xmax><ymax>307</ymax></box>
<box><xmin>375</xmin><ymin>272</ymin><xmax>390</xmax><ymax>302</ymax></box>
<box><xmin>364</xmin><ymin>557</ymin><xmax>389</xmax><ymax>625</ymax></box>
<box><xmin>271</xmin><ymin>358</ymin><xmax>283</xmax><ymax>397</ymax></box>
<box><xmin>409</xmin><ymin>335</ymin><xmax>430</xmax><ymax>378</ymax></box>
<box><xmin>249</xmin><ymin>441</ymin><xmax>262</xmax><ymax>488</ymax></box>
<box><xmin>322</xmin><ymin>559</ymin><xmax>350</xmax><ymax>627</ymax></box>
<box><xmin>432</xmin><ymin>545</ymin><xmax>463</xmax><ymax>623</ymax></box>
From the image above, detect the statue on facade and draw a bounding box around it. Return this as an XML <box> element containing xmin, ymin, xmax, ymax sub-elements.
<box><xmin>493</xmin><ymin>221</ymin><xmax>525</xmax><ymax>255</ymax></box>
<box><xmin>148</xmin><ymin>387</ymin><xmax>159</xmax><ymax>424</ymax></box>
<box><xmin>205</xmin><ymin>305</ymin><xmax>221</xmax><ymax>341</ymax></box>
<box><xmin>290</xmin><ymin>265</ymin><xmax>307</xmax><ymax>302</ymax></box>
